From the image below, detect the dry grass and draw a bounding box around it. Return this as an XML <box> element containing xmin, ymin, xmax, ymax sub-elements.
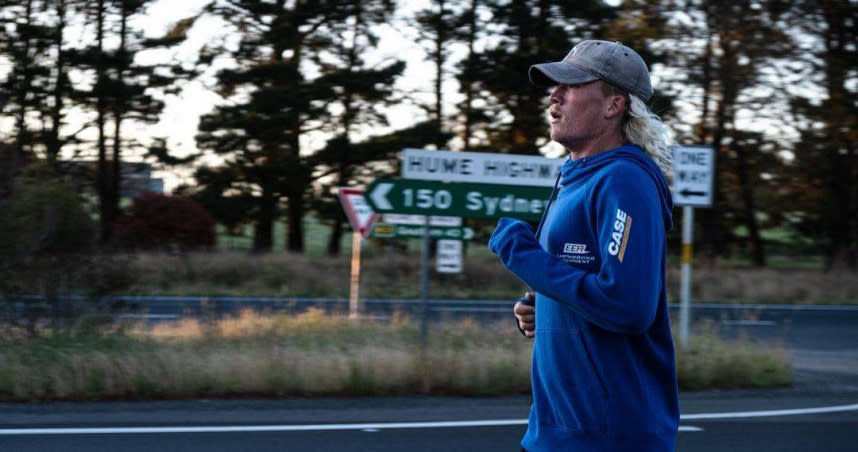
<box><xmin>681</xmin><ymin>267</ymin><xmax>858</xmax><ymax>304</ymax></box>
<box><xmin>117</xmin><ymin>251</ymin><xmax>858</xmax><ymax>304</ymax></box>
<box><xmin>0</xmin><ymin>310</ymin><xmax>790</xmax><ymax>401</ymax></box>
<box><xmin>0</xmin><ymin>309</ymin><xmax>532</xmax><ymax>401</ymax></box>
<box><xmin>676</xmin><ymin>321</ymin><xmax>792</xmax><ymax>389</ymax></box>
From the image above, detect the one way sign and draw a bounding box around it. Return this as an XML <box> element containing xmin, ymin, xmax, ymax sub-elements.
<box><xmin>672</xmin><ymin>145</ymin><xmax>714</xmax><ymax>207</ymax></box>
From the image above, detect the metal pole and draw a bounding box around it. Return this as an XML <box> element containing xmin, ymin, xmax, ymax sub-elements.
<box><xmin>349</xmin><ymin>232</ymin><xmax>362</xmax><ymax>319</ymax></box>
<box><xmin>679</xmin><ymin>205</ymin><xmax>694</xmax><ymax>349</ymax></box>
<box><xmin>420</xmin><ymin>215</ymin><xmax>430</xmax><ymax>346</ymax></box>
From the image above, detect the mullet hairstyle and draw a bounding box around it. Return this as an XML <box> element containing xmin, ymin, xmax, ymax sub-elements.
<box><xmin>601</xmin><ymin>82</ymin><xmax>674</xmax><ymax>176</ymax></box>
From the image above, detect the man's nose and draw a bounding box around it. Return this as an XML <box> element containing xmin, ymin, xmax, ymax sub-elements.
<box><xmin>549</xmin><ymin>86</ymin><xmax>562</xmax><ymax>104</ymax></box>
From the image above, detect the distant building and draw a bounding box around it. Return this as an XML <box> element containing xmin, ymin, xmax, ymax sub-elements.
<box><xmin>61</xmin><ymin>160</ymin><xmax>164</xmax><ymax>198</ymax></box>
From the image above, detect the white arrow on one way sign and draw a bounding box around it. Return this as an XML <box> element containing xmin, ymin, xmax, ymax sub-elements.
<box><xmin>369</xmin><ymin>182</ymin><xmax>394</xmax><ymax>210</ymax></box>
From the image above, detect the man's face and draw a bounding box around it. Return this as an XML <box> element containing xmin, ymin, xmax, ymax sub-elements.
<box><xmin>547</xmin><ymin>81</ymin><xmax>615</xmax><ymax>149</ymax></box>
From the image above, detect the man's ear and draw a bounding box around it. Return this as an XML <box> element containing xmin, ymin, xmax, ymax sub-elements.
<box><xmin>605</xmin><ymin>94</ymin><xmax>626</xmax><ymax>120</ymax></box>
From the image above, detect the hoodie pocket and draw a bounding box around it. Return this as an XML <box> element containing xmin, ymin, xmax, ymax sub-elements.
<box><xmin>536</xmin><ymin>329</ymin><xmax>609</xmax><ymax>432</ymax></box>
<box><xmin>576</xmin><ymin>329</ymin><xmax>609</xmax><ymax>400</ymax></box>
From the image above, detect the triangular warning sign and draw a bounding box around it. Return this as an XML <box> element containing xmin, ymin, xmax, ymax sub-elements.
<box><xmin>337</xmin><ymin>187</ymin><xmax>378</xmax><ymax>237</ymax></box>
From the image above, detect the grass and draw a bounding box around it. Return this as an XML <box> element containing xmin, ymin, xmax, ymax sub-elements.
<box><xmin>112</xmin><ymin>251</ymin><xmax>858</xmax><ymax>304</ymax></box>
<box><xmin>0</xmin><ymin>310</ymin><xmax>532</xmax><ymax>401</ymax></box>
<box><xmin>0</xmin><ymin>310</ymin><xmax>790</xmax><ymax>401</ymax></box>
<box><xmin>675</xmin><ymin>321</ymin><xmax>792</xmax><ymax>390</ymax></box>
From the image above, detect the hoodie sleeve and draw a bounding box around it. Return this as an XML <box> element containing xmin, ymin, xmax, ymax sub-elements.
<box><xmin>489</xmin><ymin>164</ymin><xmax>666</xmax><ymax>335</ymax></box>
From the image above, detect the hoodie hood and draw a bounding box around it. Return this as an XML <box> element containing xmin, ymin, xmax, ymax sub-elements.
<box><xmin>560</xmin><ymin>144</ymin><xmax>673</xmax><ymax>230</ymax></box>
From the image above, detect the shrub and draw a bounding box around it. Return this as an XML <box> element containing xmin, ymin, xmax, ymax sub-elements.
<box><xmin>0</xmin><ymin>164</ymin><xmax>95</xmax><ymax>257</ymax></box>
<box><xmin>112</xmin><ymin>192</ymin><xmax>216</xmax><ymax>251</ymax></box>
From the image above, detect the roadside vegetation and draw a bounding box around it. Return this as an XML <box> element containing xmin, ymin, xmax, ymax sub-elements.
<box><xmin>0</xmin><ymin>309</ymin><xmax>790</xmax><ymax>401</ymax></box>
<box><xmin>114</xmin><ymin>250</ymin><xmax>858</xmax><ymax>305</ymax></box>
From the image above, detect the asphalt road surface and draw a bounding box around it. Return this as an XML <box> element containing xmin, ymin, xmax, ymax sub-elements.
<box><xmin>0</xmin><ymin>392</ymin><xmax>856</xmax><ymax>451</ymax></box>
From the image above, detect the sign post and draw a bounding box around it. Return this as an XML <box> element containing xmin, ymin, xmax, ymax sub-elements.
<box><xmin>672</xmin><ymin>146</ymin><xmax>715</xmax><ymax>349</ymax></box>
<box><xmin>336</xmin><ymin>188</ymin><xmax>378</xmax><ymax>320</ymax></box>
<box><xmin>396</xmin><ymin>149</ymin><xmax>562</xmax><ymax>346</ymax></box>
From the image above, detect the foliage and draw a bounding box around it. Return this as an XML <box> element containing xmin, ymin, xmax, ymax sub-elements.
<box><xmin>0</xmin><ymin>0</ymin><xmax>857</xmax><ymax>269</ymax></box>
<box><xmin>785</xmin><ymin>0</ymin><xmax>858</xmax><ymax>270</ymax></box>
<box><xmin>0</xmin><ymin>164</ymin><xmax>95</xmax><ymax>257</ymax></box>
<box><xmin>112</xmin><ymin>192</ymin><xmax>216</xmax><ymax>251</ymax></box>
<box><xmin>676</xmin><ymin>321</ymin><xmax>791</xmax><ymax>389</ymax></box>
<box><xmin>0</xmin><ymin>164</ymin><xmax>132</xmax><ymax>336</ymax></box>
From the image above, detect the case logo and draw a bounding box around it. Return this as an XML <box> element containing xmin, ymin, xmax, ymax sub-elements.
<box><xmin>608</xmin><ymin>208</ymin><xmax>632</xmax><ymax>262</ymax></box>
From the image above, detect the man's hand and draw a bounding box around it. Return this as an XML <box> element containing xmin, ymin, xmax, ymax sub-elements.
<box><xmin>514</xmin><ymin>291</ymin><xmax>536</xmax><ymax>338</ymax></box>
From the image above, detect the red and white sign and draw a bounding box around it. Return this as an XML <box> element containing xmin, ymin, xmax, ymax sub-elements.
<box><xmin>337</xmin><ymin>187</ymin><xmax>378</xmax><ymax>237</ymax></box>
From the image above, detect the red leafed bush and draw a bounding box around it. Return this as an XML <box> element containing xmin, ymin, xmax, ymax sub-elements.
<box><xmin>113</xmin><ymin>192</ymin><xmax>216</xmax><ymax>250</ymax></box>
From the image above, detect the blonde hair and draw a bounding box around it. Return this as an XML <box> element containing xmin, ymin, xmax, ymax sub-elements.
<box><xmin>602</xmin><ymin>82</ymin><xmax>674</xmax><ymax>176</ymax></box>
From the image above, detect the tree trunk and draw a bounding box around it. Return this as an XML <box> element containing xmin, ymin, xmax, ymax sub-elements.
<box><xmin>433</xmin><ymin>0</ymin><xmax>446</xmax><ymax>148</ymax></box>
<box><xmin>327</xmin><ymin>213</ymin><xmax>345</xmax><ymax>256</ymax></box>
<box><xmin>461</xmin><ymin>0</ymin><xmax>478</xmax><ymax>151</ymax></box>
<box><xmin>820</xmin><ymin>1</ymin><xmax>857</xmax><ymax>270</ymax></box>
<box><xmin>12</xmin><ymin>0</ymin><xmax>34</xmax><ymax>165</ymax></box>
<box><xmin>734</xmin><ymin>145</ymin><xmax>765</xmax><ymax>266</ymax></box>
<box><xmin>286</xmin><ymin>191</ymin><xmax>304</xmax><ymax>253</ymax></box>
<box><xmin>47</xmin><ymin>0</ymin><xmax>67</xmax><ymax>165</ymax></box>
<box><xmin>95</xmin><ymin>0</ymin><xmax>111</xmax><ymax>243</ymax></box>
<box><xmin>252</xmin><ymin>179</ymin><xmax>275</xmax><ymax>252</ymax></box>
<box><xmin>695</xmin><ymin>31</ymin><xmax>713</xmax><ymax>143</ymax></box>
<box><xmin>111</xmin><ymin>1</ymin><xmax>129</xmax><ymax>232</ymax></box>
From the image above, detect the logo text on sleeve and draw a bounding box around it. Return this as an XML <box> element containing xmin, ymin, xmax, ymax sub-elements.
<box><xmin>608</xmin><ymin>208</ymin><xmax>632</xmax><ymax>262</ymax></box>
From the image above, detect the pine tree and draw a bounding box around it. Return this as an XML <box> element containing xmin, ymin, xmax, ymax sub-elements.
<box><xmin>646</xmin><ymin>0</ymin><xmax>794</xmax><ymax>266</ymax></box>
<box><xmin>66</xmin><ymin>0</ymin><xmax>193</xmax><ymax>243</ymax></box>
<box><xmin>0</xmin><ymin>0</ymin><xmax>54</xmax><ymax>193</ymax></box>
<box><xmin>307</xmin><ymin>0</ymin><xmax>406</xmax><ymax>256</ymax></box>
<box><xmin>788</xmin><ymin>0</ymin><xmax>858</xmax><ymax>269</ymax></box>
<box><xmin>468</xmin><ymin>0</ymin><xmax>616</xmax><ymax>155</ymax></box>
<box><xmin>197</xmin><ymin>0</ymin><xmax>357</xmax><ymax>252</ymax></box>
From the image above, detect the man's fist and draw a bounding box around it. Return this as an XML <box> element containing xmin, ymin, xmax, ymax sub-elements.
<box><xmin>514</xmin><ymin>291</ymin><xmax>536</xmax><ymax>337</ymax></box>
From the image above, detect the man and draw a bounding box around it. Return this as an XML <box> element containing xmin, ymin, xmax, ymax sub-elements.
<box><xmin>488</xmin><ymin>40</ymin><xmax>679</xmax><ymax>452</ymax></box>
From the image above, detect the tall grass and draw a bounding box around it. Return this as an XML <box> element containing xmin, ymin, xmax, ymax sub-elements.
<box><xmin>675</xmin><ymin>321</ymin><xmax>792</xmax><ymax>390</ymax></box>
<box><xmin>0</xmin><ymin>310</ymin><xmax>531</xmax><ymax>401</ymax></box>
<box><xmin>0</xmin><ymin>310</ymin><xmax>789</xmax><ymax>401</ymax></box>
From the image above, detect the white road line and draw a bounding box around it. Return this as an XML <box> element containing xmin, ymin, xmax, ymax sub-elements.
<box><xmin>721</xmin><ymin>320</ymin><xmax>776</xmax><ymax>326</ymax></box>
<box><xmin>1</xmin><ymin>403</ymin><xmax>855</xmax><ymax>436</ymax></box>
<box><xmin>0</xmin><ymin>420</ymin><xmax>526</xmax><ymax>435</ymax></box>
<box><xmin>681</xmin><ymin>403</ymin><xmax>858</xmax><ymax>420</ymax></box>
<box><xmin>0</xmin><ymin>420</ymin><xmax>704</xmax><ymax>435</ymax></box>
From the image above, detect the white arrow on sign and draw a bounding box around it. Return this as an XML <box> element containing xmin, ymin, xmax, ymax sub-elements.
<box><xmin>369</xmin><ymin>182</ymin><xmax>393</xmax><ymax>210</ymax></box>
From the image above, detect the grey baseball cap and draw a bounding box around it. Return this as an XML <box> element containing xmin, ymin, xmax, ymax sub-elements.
<box><xmin>529</xmin><ymin>40</ymin><xmax>653</xmax><ymax>102</ymax></box>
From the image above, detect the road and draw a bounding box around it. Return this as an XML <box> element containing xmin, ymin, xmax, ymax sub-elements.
<box><xmin>0</xmin><ymin>392</ymin><xmax>856</xmax><ymax>451</ymax></box>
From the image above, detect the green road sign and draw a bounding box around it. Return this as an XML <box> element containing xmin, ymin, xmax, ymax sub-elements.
<box><xmin>366</xmin><ymin>179</ymin><xmax>552</xmax><ymax>220</ymax></box>
<box><xmin>371</xmin><ymin>223</ymin><xmax>475</xmax><ymax>240</ymax></box>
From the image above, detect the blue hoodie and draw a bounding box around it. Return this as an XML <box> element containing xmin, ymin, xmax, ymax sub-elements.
<box><xmin>489</xmin><ymin>144</ymin><xmax>679</xmax><ymax>452</ymax></box>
